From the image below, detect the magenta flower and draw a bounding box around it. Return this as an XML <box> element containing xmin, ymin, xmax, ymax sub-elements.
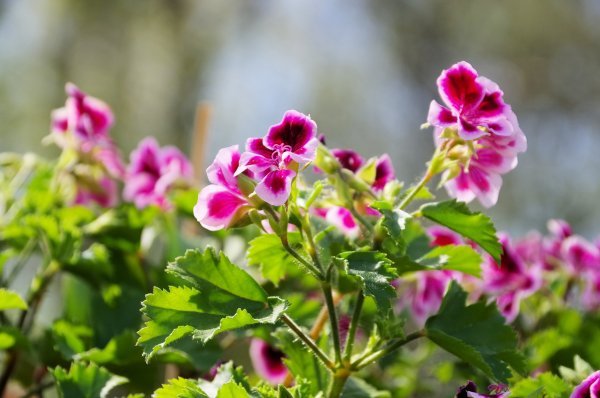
<box><xmin>74</xmin><ymin>175</ymin><xmax>118</xmax><ymax>208</ymax></box>
<box><xmin>239</xmin><ymin>110</ymin><xmax>318</xmax><ymax>206</ymax></box>
<box><xmin>194</xmin><ymin>145</ymin><xmax>251</xmax><ymax>231</ymax></box>
<box><xmin>372</xmin><ymin>154</ymin><xmax>395</xmax><ymax>192</ymax></box>
<box><xmin>481</xmin><ymin>234</ymin><xmax>543</xmax><ymax>322</ymax></box>
<box><xmin>51</xmin><ymin>83</ymin><xmax>114</xmax><ymax>149</ymax></box>
<box><xmin>124</xmin><ymin>137</ymin><xmax>193</xmax><ymax>210</ymax></box>
<box><xmin>571</xmin><ymin>371</ymin><xmax>600</xmax><ymax>398</ymax></box>
<box><xmin>428</xmin><ymin>61</ymin><xmax>512</xmax><ymax>140</ymax></box>
<box><xmin>428</xmin><ymin>62</ymin><xmax>527</xmax><ymax>208</ymax></box>
<box><xmin>401</xmin><ymin>270</ymin><xmax>453</xmax><ymax>326</ymax></box>
<box><xmin>427</xmin><ymin>225</ymin><xmax>463</xmax><ymax>247</ymax></box>
<box><xmin>561</xmin><ymin>236</ymin><xmax>600</xmax><ymax>274</ymax></box>
<box><xmin>314</xmin><ymin>206</ymin><xmax>360</xmax><ymax>239</ymax></box>
<box><xmin>249</xmin><ymin>339</ymin><xmax>288</xmax><ymax>385</ymax></box>
<box><xmin>331</xmin><ymin>148</ymin><xmax>364</xmax><ymax>173</ymax></box>
<box><xmin>456</xmin><ymin>381</ymin><xmax>509</xmax><ymax>398</ymax></box>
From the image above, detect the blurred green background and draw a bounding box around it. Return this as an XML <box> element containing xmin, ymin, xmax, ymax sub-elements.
<box><xmin>1</xmin><ymin>0</ymin><xmax>600</xmax><ymax>236</ymax></box>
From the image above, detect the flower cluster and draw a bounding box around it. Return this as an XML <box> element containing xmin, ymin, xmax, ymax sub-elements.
<box><xmin>196</xmin><ymin>110</ymin><xmax>320</xmax><ymax>230</ymax></box>
<box><xmin>50</xmin><ymin>83</ymin><xmax>193</xmax><ymax>209</ymax></box>
<box><xmin>427</xmin><ymin>61</ymin><xmax>526</xmax><ymax>207</ymax></box>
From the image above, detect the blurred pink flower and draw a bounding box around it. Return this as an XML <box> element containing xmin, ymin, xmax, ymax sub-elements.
<box><xmin>331</xmin><ymin>148</ymin><xmax>364</xmax><ymax>173</ymax></box>
<box><xmin>124</xmin><ymin>137</ymin><xmax>193</xmax><ymax>210</ymax></box>
<box><xmin>314</xmin><ymin>206</ymin><xmax>360</xmax><ymax>239</ymax></box>
<box><xmin>74</xmin><ymin>175</ymin><xmax>118</xmax><ymax>208</ymax></box>
<box><xmin>481</xmin><ymin>234</ymin><xmax>543</xmax><ymax>322</ymax></box>
<box><xmin>249</xmin><ymin>339</ymin><xmax>288</xmax><ymax>385</ymax></box>
<box><xmin>51</xmin><ymin>83</ymin><xmax>114</xmax><ymax>149</ymax></box>
<box><xmin>456</xmin><ymin>381</ymin><xmax>509</xmax><ymax>398</ymax></box>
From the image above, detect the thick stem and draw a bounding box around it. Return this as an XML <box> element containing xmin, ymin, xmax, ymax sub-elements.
<box><xmin>323</xmin><ymin>284</ymin><xmax>342</xmax><ymax>364</ymax></box>
<box><xmin>351</xmin><ymin>330</ymin><xmax>425</xmax><ymax>370</ymax></box>
<box><xmin>342</xmin><ymin>291</ymin><xmax>364</xmax><ymax>362</ymax></box>
<box><xmin>281</xmin><ymin>314</ymin><xmax>334</xmax><ymax>370</ymax></box>
<box><xmin>328</xmin><ymin>370</ymin><xmax>350</xmax><ymax>398</ymax></box>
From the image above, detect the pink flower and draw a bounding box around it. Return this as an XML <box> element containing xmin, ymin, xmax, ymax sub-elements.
<box><xmin>124</xmin><ymin>137</ymin><xmax>193</xmax><ymax>210</ymax></box>
<box><xmin>401</xmin><ymin>270</ymin><xmax>453</xmax><ymax>326</ymax></box>
<box><xmin>428</xmin><ymin>62</ymin><xmax>527</xmax><ymax>208</ymax></box>
<box><xmin>428</xmin><ymin>61</ymin><xmax>512</xmax><ymax>140</ymax></box>
<box><xmin>194</xmin><ymin>145</ymin><xmax>251</xmax><ymax>231</ymax></box>
<box><xmin>456</xmin><ymin>381</ymin><xmax>509</xmax><ymax>398</ymax></box>
<box><xmin>249</xmin><ymin>339</ymin><xmax>288</xmax><ymax>385</ymax></box>
<box><xmin>427</xmin><ymin>225</ymin><xmax>463</xmax><ymax>247</ymax></box>
<box><xmin>570</xmin><ymin>370</ymin><xmax>600</xmax><ymax>398</ymax></box>
<box><xmin>314</xmin><ymin>206</ymin><xmax>360</xmax><ymax>239</ymax></box>
<box><xmin>561</xmin><ymin>236</ymin><xmax>600</xmax><ymax>274</ymax></box>
<box><xmin>372</xmin><ymin>154</ymin><xmax>395</xmax><ymax>192</ymax></box>
<box><xmin>74</xmin><ymin>175</ymin><xmax>118</xmax><ymax>208</ymax></box>
<box><xmin>51</xmin><ymin>83</ymin><xmax>114</xmax><ymax>149</ymax></box>
<box><xmin>239</xmin><ymin>110</ymin><xmax>318</xmax><ymax>206</ymax></box>
<box><xmin>481</xmin><ymin>234</ymin><xmax>542</xmax><ymax>322</ymax></box>
<box><xmin>331</xmin><ymin>148</ymin><xmax>364</xmax><ymax>173</ymax></box>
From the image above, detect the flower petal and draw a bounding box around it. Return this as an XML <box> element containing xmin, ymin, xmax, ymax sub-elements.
<box><xmin>427</xmin><ymin>100</ymin><xmax>457</xmax><ymax>127</ymax></box>
<box><xmin>255</xmin><ymin>169</ymin><xmax>296</xmax><ymax>206</ymax></box>
<box><xmin>207</xmin><ymin>145</ymin><xmax>241</xmax><ymax>189</ymax></box>
<box><xmin>437</xmin><ymin>61</ymin><xmax>485</xmax><ymax>115</ymax></box>
<box><xmin>264</xmin><ymin>110</ymin><xmax>317</xmax><ymax>153</ymax></box>
<box><xmin>194</xmin><ymin>185</ymin><xmax>248</xmax><ymax>231</ymax></box>
<box><xmin>331</xmin><ymin>148</ymin><xmax>365</xmax><ymax>173</ymax></box>
<box><xmin>325</xmin><ymin>206</ymin><xmax>360</xmax><ymax>239</ymax></box>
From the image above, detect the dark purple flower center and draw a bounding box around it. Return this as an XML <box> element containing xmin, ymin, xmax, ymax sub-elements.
<box><xmin>261</xmin><ymin>344</ymin><xmax>286</xmax><ymax>372</ymax></box>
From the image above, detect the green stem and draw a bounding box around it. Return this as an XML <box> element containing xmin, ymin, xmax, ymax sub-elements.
<box><xmin>323</xmin><ymin>283</ymin><xmax>342</xmax><ymax>364</ymax></box>
<box><xmin>328</xmin><ymin>370</ymin><xmax>350</xmax><ymax>398</ymax></box>
<box><xmin>281</xmin><ymin>239</ymin><xmax>323</xmax><ymax>280</ymax></box>
<box><xmin>351</xmin><ymin>330</ymin><xmax>425</xmax><ymax>370</ymax></box>
<box><xmin>0</xmin><ymin>260</ymin><xmax>59</xmax><ymax>396</ymax></box>
<box><xmin>281</xmin><ymin>314</ymin><xmax>334</xmax><ymax>370</ymax></box>
<box><xmin>398</xmin><ymin>171</ymin><xmax>433</xmax><ymax>210</ymax></box>
<box><xmin>342</xmin><ymin>291</ymin><xmax>364</xmax><ymax>362</ymax></box>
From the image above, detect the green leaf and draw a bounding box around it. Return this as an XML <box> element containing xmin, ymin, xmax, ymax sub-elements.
<box><xmin>0</xmin><ymin>326</ymin><xmax>27</xmax><ymax>350</ymax></box>
<box><xmin>247</xmin><ymin>233</ymin><xmax>305</xmax><ymax>286</ymax></box>
<box><xmin>52</xmin><ymin>361</ymin><xmax>128</xmax><ymax>398</ymax></box>
<box><xmin>274</xmin><ymin>329</ymin><xmax>329</xmax><ymax>394</ymax></box>
<box><xmin>0</xmin><ymin>288</ymin><xmax>27</xmax><ymax>311</ymax></box>
<box><xmin>76</xmin><ymin>331</ymin><xmax>141</xmax><ymax>365</ymax></box>
<box><xmin>216</xmin><ymin>381</ymin><xmax>251</xmax><ymax>398</ymax></box>
<box><xmin>425</xmin><ymin>282</ymin><xmax>525</xmax><ymax>382</ymax></box>
<box><xmin>510</xmin><ymin>372</ymin><xmax>571</xmax><ymax>398</ymax></box>
<box><xmin>420</xmin><ymin>200</ymin><xmax>502</xmax><ymax>261</ymax></box>
<box><xmin>341</xmin><ymin>377</ymin><xmax>391</xmax><ymax>398</ymax></box>
<box><xmin>337</xmin><ymin>251</ymin><xmax>397</xmax><ymax>312</ymax></box>
<box><xmin>372</xmin><ymin>202</ymin><xmax>411</xmax><ymax>258</ymax></box>
<box><xmin>51</xmin><ymin>320</ymin><xmax>93</xmax><ymax>359</ymax></box>
<box><xmin>138</xmin><ymin>248</ymin><xmax>288</xmax><ymax>360</ymax></box>
<box><xmin>155</xmin><ymin>336</ymin><xmax>222</xmax><ymax>372</ymax></box>
<box><xmin>419</xmin><ymin>244</ymin><xmax>483</xmax><ymax>277</ymax></box>
<box><xmin>154</xmin><ymin>378</ymin><xmax>208</xmax><ymax>398</ymax></box>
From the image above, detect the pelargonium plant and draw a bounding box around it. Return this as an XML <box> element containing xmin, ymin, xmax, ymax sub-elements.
<box><xmin>1</xmin><ymin>62</ymin><xmax>599</xmax><ymax>398</ymax></box>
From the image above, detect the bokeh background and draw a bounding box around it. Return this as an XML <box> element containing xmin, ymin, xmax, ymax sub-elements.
<box><xmin>2</xmin><ymin>0</ymin><xmax>600</xmax><ymax>236</ymax></box>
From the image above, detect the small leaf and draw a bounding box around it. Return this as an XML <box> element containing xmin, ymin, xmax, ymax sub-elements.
<box><xmin>420</xmin><ymin>200</ymin><xmax>502</xmax><ymax>261</ymax></box>
<box><xmin>76</xmin><ymin>330</ymin><xmax>141</xmax><ymax>366</ymax></box>
<box><xmin>51</xmin><ymin>320</ymin><xmax>93</xmax><ymax>359</ymax></box>
<box><xmin>51</xmin><ymin>361</ymin><xmax>128</xmax><ymax>398</ymax></box>
<box><xmin>153</xmin><ymin>377</ymin><xmax>208</xmax><ymax>398</ymax></box>
<box><xmin>274</xmin><ymin>329</ymin><xmax>329</xmax><ymax>394</ymax></box>
<box><xmin>337</xmin><ymin>251</ymin><xmax>397</xmax><ymax>312</ymax></box>
<box><xmin>0</xmin><ymin>326</ymin><xmax>28</xmax><ymax>350</ymax></box>
<box><xmin>510</xmin><ymin>372</ymin><xmax>571</xmax><ymax>398</ymax></box>
<box><xmin>216</xmin><ymin>381</ymin><xmax>250</xmax><ymax>398</ymax></box>
<box><xmin>341</xmin><ymin>377</ymin><xmax>391</xmax><ymax>398</ymax></box>
<box><xmin>138</xmin><ymin>248</ymin><xmax>288</xmax><ymax>361</ymax></box>
<box><xmin>425</xmin><ymin>282</ymin><xmax>525</xmax><ymax>382</ymax></box>
<box><xmin>247</xmin><ymin>233</ymin><xmax>305</xmax><ymax>286</ymax></box>
<box><xmin>419</xmin><ymin>244</ymin><xmax>483</xmax><ymax>277</ymax></box>
<box><xmin>0</xmin><ymin>288</ymin><xmax>27</xmax><ymax>311</ymax></box>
